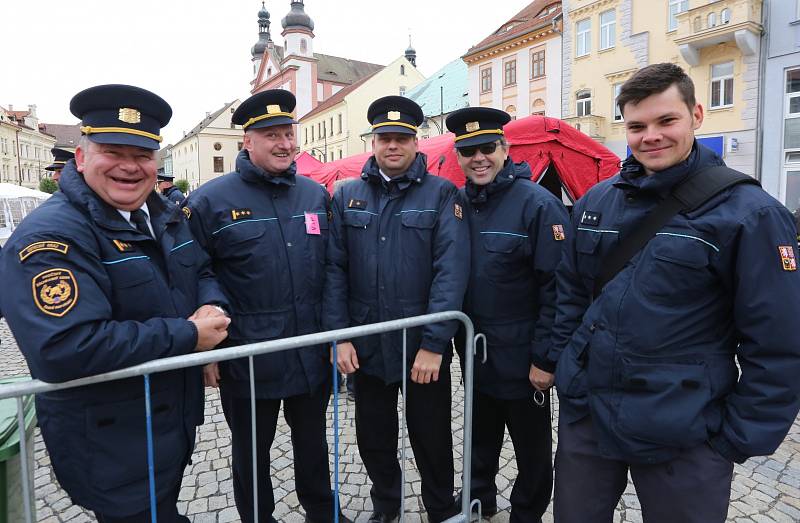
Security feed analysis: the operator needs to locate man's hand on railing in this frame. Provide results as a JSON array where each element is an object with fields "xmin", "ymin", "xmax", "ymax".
[
  {"xmin": 190, "ymin": 304, "xmax": 228, "ymax": 319},
  {"xmin": 203, "ymin": 363, "xmax": 221, "ymax": 388},
  {"xmin": 331, "ymin": 341, "xmax": 360, "ymax": 374},
  {"xmin": 411, "ymin": 348, "xmax": 442, "ymax": 384},
  {"xmin": 191, "ymin": 316, "xmax": 231, "ymax": 351}
]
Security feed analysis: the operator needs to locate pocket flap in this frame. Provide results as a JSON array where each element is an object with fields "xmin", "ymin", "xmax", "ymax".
[
  {"xmin": 576, "ymin": 230, "xmax": 602, "ymax": 254},
  {"xmin": 482, "ymin": 233, "xmax": 525, "ymax": 254},
  {"xmin": 650, "ymin": 238, "xmax": 710, "ymax": 268},
  {"xmin": 400, "ymin": 210, "xmax": 437, "ymax": 229},
  {"xmin": 343, "ymin": 211, "xmax": 372, "ymax": 228}
]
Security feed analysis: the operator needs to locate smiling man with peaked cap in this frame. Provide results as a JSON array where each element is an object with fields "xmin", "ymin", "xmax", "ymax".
[
  {"xmin": 323, "ymin": 95, "xmax": 469, "ymax": 523},
  {"xmin": 0, "ymin": 83, "xmax": 231, "ymax": 522},
  {"xmin": 184, "ymin": 88, "xmax": 349, "ymax": 523},
  {"xmin": 447, "ymin": 106, "xmax": 568, "ymax": 522}
]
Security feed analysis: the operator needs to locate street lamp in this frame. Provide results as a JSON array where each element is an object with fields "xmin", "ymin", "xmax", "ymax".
[{"xmin": 310, "ymin": 147, "xmax": 327, "ymax": 162}]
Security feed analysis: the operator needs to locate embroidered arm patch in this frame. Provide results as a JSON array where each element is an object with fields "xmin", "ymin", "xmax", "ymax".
[
  {"xmin": 18, "ymin": 241, "xmax": 69, "ymax": 262},
  {"xmin": 32, "ymin": 268, "xmax": 79, "ymax": 317}
]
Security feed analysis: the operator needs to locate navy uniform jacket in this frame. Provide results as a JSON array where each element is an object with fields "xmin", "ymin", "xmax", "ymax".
[
  {"xmin": 458, "ymin": 160, "xmax": 568, "ymax": 399},
  {"xmin": 323, "ymin": 153, "xmax": 470, "ymax": 384},
  {"xmin": 185, "ymin": 151, "xmax": 331, "ymax": 399},
  {"xmin": 551, "ymin": 143, "xmax": 800, "ymax": 465},
  {"xmin": 162, "ymin": 185, "xmax": 186, "ymax": 205},
  {"xmin": 0, "ymin": 161, "xmax": 227, "ymax": 516}
]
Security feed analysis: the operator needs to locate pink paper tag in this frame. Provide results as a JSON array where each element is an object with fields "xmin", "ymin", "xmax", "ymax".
[{"xmin": 305, "ymin": 212, "xmax": 321, "ymax": 235}]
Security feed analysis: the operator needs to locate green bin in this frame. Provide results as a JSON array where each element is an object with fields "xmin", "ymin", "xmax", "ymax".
[{"xmin": 0, "ymin": 377, "xmax": 37, "ymax": 523}]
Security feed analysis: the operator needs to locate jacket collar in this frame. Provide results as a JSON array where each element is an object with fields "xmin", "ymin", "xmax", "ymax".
[
  {"xmin": 613, "ymin": 140, "xmax": 723, "ymax": 197},
  {"xmin": 236, "ymin": 150, "xmax": 297, "ymax": 187},
  {"xmin": 361, "ymin": 152, "xmax": 428, "ymax": 191},
  {"xmin": 58, "ymin": 159, "xmax": 181, "ymax": 238},
  {"xmin": 465, "ymin": 159, "xmax": 531, "ymax": 204}
]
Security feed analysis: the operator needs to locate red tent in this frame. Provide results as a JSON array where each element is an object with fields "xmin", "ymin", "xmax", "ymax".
[
  {"xmin": 304, "ymin": 114, "xmax": 621, "ymax": 202},
  {"xmin": 295, "ymin": 151, "xmax": 323, "ymax": 176}
]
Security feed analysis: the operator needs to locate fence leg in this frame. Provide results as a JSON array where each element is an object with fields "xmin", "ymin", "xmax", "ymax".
[
  {"xmin": 249, "ymin": 356, "xmax": 259, "ymax": 523},
  {"xmin": 333, "ymin": 341, "xmax": 340, "ymax": 523},
  {"xmin": 400, "ymin": 328, "xmax": 407, "ymax": 522},
  {"xmin": 143, "ymin": 374, "xmax": 157, "ymax": 523},
  {"xmin": 16, "ymin": 396, "xmax": 33, "ymax": 523}
]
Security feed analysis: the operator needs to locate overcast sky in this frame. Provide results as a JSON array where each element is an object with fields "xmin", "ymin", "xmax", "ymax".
[{"xmin": 3, "ymin": 0, "xmax": 535, "ymax": 145}]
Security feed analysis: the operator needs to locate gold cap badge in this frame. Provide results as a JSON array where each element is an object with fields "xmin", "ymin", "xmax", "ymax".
[
  {"xmin": 118, "ymin": 108, "xmax": 141, "ymax": 124},
  {"xmin": 267, "ymin": 104, "xmax": 282, "ymax": 115},
  {"xmin": 465, "ymin": 121, "xmax": 480, "ymax": 133},
  {"xmin": 387, "ymin": 111, "xmax": 401, "ymax": 121}
]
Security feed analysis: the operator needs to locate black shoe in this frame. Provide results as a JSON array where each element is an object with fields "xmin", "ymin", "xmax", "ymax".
[
  {"xmin": 367, "ymin": 511, "xmax": 399, "ymax": 523},
  {"xmin": 454, "ymin": 493, "xmax": 498, "ymax": 518}
]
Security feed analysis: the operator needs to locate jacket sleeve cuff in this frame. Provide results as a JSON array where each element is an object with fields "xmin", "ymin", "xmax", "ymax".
[
  {"xmin": 530, "ymin": 341, "xmax": 557, "ymax": 373},
  {"xmin": 421, "ymin": 336, "xmax": 449, "ymax": 354},
  {"xmin": 177, "ymin": 318, "xmax": 199, "ymax": 355},
  {"xmin": 709, "ymin": 433, "xmax": 748, "ymax": 464}
]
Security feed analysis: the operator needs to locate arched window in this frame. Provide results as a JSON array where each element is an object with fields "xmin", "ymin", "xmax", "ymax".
[
  {"xmin": 400, "ymin": 65, "xmax": 406, "ymax": 76},
  {"xmin": 300, "ymin": 39, "xmax": 307, "ymax": 53},
  {"xmin": 708, "ymin": 12, "xmax": 717, "ymax": 28},
  {"xmin": 721, "ymin": 8, "xmax": 731, "ymax": 24},
  {"xmin": 505, "ymin": 105, "xmax": 517, "ymax": 120}
]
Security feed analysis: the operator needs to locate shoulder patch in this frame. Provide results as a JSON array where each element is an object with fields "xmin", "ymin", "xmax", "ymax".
[
  {"xmin": 779, "ymin": 245, "xmax": 797, "ymax": 271},
  {"xmin": 182, "ymin": 206, "xmax": 192, "ymax": 219},
  {"xmin": 454, "ymin": 203, "xmax": 463, "ymax": 220},
  {"xmin": 32, "ymin": 268, "xmax": 78, "ymax": 317},
  {"xmin": 18, "ymin": 241, "xmax": 69, "ymax": 262},
  {"xmin": 231, "ymin": 208, "xmax": 252, "ymax": 221},
  {"xmin": 552, "ymin": 224, "xmax": 565, "ymax": 241}
]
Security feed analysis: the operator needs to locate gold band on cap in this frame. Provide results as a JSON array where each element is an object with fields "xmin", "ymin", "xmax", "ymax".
[
  {"xmin": 371, "ymin": 121, "xmax": 418, "ymax": 132},
  {"xmin": 80, "ymin": 126, "xmax": 163, "ymax": 143},
  {"xmin": 453, "ymin": 129, "xmax": 504, "ymax": 142},
  {"xmin": 52, "ymin": 161, "xmax": 66, "ymax": 165},
  {"xmin": 242, "ymin": 112, "xmax": 294, "ymax": 129}
]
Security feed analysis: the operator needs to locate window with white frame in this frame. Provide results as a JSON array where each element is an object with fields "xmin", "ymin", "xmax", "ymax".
[
  {"xmin": 600, "ymin": 9, "xmax": 616, "ymax": 50},
  {"xmin": 612, "ymin": 83, "xmax": 623, "ymax": 122},
  {"xmin": 576, "ymin": 90, "xmax": 592, "ymax": 117},
  {"xmin": 576, "ymin": 19, "xmax": 591, "ymax": 57},
  {"xmin": 480, "ymin": 67, "xmax": 492, "ymax": 93},
  {"xmin": 721, "ymin": 8, "xmax": 731, "ymax": 24},
  {"xmin": 531, "ymin": 49, "xmax": 546, "ymax": 78},
  {"xmin": 710, "ymin": 61, "xmax": 734, "ymax": 109},
  {"xmin": 786, "ymin": 69, "xmax": 800, "ymax": 118},
  {"xmin": 504, "ymin": 60, "xmax": 517, "ymax": 86},
  {"xmin": 668, "ymin": 0, "xmax": 688, "ymax": 31}
]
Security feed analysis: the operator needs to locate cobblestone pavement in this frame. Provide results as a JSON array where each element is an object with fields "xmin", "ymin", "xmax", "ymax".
[{"xmin": 2, "ymin": 318, "xmax": 799, "ymax": 522}]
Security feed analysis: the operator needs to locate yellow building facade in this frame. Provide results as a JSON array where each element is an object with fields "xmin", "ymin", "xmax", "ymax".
[{"xmin": 562, "ymin": 0, "xmax": 762, "ymax": 175}]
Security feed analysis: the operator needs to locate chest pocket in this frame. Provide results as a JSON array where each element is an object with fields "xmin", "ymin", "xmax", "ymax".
[
  {"xmin": 637, "ymin": 235, "xmax": 714, "ymax": 302},
  {"xmin": 481, "ymin": 233, "xmax": 527, "ymax": 280},
  {"xmin": 103, "ymin": 257, "xmax": 159, "ymax": 321},
  {"xmin": 575, "ymin": 230, "xmax": 604, "ymax": 280},
  {"xmin": 215, "ymin": 222, "xmax": 268, "ymax": 257},
  {"xmin": 400, "ymin": 211, "xmax": 437, "ymax": 259}
]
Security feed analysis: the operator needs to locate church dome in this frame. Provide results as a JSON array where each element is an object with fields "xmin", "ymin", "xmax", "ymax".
[{"xmin": 281, "ymin": 1, "xmax": 314, "ymax": 32}]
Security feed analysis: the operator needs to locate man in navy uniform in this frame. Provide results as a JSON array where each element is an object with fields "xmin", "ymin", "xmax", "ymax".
[
  {"xmin": 45, "ymin": 147, "xmax": 75, "ymax": 183},
  {"xmin": 0, "ymin": 84, "xmax": 231, "ymax": 523},
  {"xmin": 324, "ymin": 95, "xmax": 469, "ymax": 523},
  {"xmin": 551, "ymin": 63, "xmax": 800, "ymax": 522},
  {"xmin": 184, "ymin": 89, "xmax": 348, "ymax": 523},
  {"xmin": 447, "ymin": 107, "xmax": 567, "ymax": 522},
  {"xmin": 157, "ymin": 169, "xmax": 185, "ymax": 204}
]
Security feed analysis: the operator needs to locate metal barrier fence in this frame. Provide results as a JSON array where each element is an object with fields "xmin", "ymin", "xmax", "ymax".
[{"xmin": 0, "ymin": 311, "xmax": 483, "ymax": 523}]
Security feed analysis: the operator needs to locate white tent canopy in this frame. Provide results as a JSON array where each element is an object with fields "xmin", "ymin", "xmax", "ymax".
[{"xmin": 0, "ymin": 183, "xmax": 52, "ymax": 244}]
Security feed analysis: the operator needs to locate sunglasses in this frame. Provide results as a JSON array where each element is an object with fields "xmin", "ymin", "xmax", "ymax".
[{"xmin": 456, "ymin": 142, "xmax": 499, "ymax": 157}]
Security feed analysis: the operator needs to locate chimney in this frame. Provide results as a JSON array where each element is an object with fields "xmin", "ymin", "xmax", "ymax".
[{"xmin": 8, "ymin": 104, "xmax": 12, "ymax": 111}]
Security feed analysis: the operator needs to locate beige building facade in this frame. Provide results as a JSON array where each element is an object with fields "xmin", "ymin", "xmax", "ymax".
[
  {"xmin": 299, "ymin": 56, "xmax": 424, "ymax": 159},
  {"xmin": 464, "ymin": 1, "xmax": 564, "ymax": 119},
  {"xmin": 0, "ymin": 105, "xmax": 56, "ymax": 188},
  {"xmin": 171, "ymin": 100, "xmax": 243, "ymax": 190},
  {"xmin": 562, "ymin": 0, "xmax": 762, "ymax": 175}
]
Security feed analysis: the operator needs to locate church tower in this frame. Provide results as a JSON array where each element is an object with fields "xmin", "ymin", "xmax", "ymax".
[
  {"xmin": 281, "ymin": 1, "xmax": 317, "ymax": 118},
  {"xmin": 251, "ymin": 2, "xmax": 272, "ymax": 77}
]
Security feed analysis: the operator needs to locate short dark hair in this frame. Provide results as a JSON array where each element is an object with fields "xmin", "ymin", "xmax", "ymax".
[{"xmin": 617, "ymin": 63, "xmax": 696, "ymax": 117}]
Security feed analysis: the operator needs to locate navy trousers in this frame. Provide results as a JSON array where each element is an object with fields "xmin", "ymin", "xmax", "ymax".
[{"xmin": 553, "ymin": 414, "xmax": 734, "ymax": 523}]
